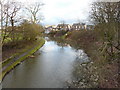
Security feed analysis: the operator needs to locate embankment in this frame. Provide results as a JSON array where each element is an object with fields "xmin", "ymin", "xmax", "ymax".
[
  {"xmin": 1, "ymin": 38, "xmax": 45, "ymax": 81},
  {"xmin": 48, "ymin": 30, "xmax": 119, "ymax": 88}
]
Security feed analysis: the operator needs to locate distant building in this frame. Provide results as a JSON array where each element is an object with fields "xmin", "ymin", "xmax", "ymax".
[
  {"xmin": 44, "ymin": 25, "xmax": 58, "ymax": 33},
  {"xmin": 45, "ymin": 25, "xmax": 53, "ymax": 30},
  {"xmin": 44, "ymin": 23, "xmax": 94, "ymax": 33},
  {"xmin": 44, "ymin": 25, "xmax": 52, "ymax": 34},
  {"xmin": 71, "ymin": 23, "xmax": 86, "ymax": 30},
  {"xmin": 57, "ymin": 24, "xmax": 71, "ymax": 31},
  {"xmin": 51, "ymin": 25, "xmax": 58, "ymax": 31}
]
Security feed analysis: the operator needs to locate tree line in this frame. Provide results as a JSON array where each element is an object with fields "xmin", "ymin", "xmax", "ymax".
[
  {"xmin": 91, "ymin": 1, "xmax": 120, "ymax": 60},
  {"xmin": 0, "ymin": 0, "xmax": 44, "ymax": 45}
]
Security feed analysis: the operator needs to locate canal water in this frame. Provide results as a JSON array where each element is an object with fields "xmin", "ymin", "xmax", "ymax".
[{"xmin": 2, "ymin": 37, "xmax": 89, "ymax": 88}]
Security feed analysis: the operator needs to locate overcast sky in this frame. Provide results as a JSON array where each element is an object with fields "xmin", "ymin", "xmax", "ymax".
[
  {"xmin": 41, "ymin": 0, "xmax": 96, "ymax": 25},
  {"xmin": 15, "ymin": 0, "xmax": 119, "ymax": 25}
]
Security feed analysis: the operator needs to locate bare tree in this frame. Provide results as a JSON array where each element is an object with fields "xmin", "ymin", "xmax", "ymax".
[
  {"xmin": 1, "ymin": 0, "xmax": 21, "ymax": 44},
  {"xmin": 91, "ymin": 1, "xmax": 120, "ymax": 59},
  {"xmin": 0, "ymin": 0, "xmax": 9, "ymax": 44},
  {"xmin": 91, "ymin": 2, "xmax": 119, "ymax": 24},
  {"xmin": 26, "ymin": 2, "xmax": 44, "ymax": 24},
  {"xmin": 0, "ymin": 0, "xmax": 4, "ymax": 30}
]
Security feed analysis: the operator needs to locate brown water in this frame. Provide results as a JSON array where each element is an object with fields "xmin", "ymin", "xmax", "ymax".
[{"xmin": 2, "ymin": 37, "xmax": 89, "ymax": 88}]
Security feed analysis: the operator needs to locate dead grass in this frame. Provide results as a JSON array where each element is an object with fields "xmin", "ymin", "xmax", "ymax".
[{"xmin": 65, "ymin": 30, "xmax": 119, "ymax": 88}]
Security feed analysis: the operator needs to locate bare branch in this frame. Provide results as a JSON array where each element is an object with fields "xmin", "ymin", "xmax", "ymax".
[{"xmin": 26, "ymin": 2, "xmax": 44, "ymax": 24}]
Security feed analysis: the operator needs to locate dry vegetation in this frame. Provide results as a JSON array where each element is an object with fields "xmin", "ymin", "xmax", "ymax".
[{"xmin": 49, "ymin": 29, "xmax": 119, "ymax": 88}]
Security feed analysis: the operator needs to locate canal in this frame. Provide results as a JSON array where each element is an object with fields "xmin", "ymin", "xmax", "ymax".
[{"xmin": 2, "ymin": 37, "xmax": 89, "ymax": 88}]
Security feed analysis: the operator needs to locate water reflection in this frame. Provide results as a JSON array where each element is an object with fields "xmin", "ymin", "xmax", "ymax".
[
  {"xmin": 75, "ymin": 50, "xmax": 89, "ymax": 63},
  {"xmin": 2, "ymin": 37, "xmax": 90, "ymax": 88}
]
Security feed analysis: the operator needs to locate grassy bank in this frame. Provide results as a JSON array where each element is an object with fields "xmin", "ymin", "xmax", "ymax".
[{"xmin": 1, "ymin": 38, "xmax": 45, "ymax": 80}]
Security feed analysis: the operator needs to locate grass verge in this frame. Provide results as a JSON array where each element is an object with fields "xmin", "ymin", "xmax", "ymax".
[{"xmin": 1, "ymin": 38, "xmax": 45, "ymax": 81}]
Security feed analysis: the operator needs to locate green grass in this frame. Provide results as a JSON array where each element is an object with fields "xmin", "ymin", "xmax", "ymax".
[
  {"xmin": 2, "ymin": 38, "xmax": 43, "ymax": 65},
  {"xmin": 1, "ymin": 38, "xmax": 45, "ymax": 81}
]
